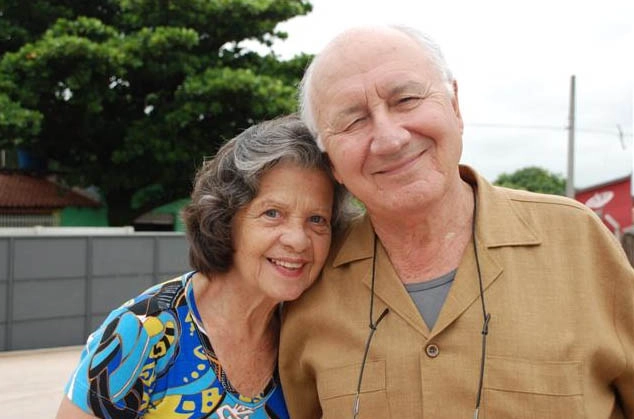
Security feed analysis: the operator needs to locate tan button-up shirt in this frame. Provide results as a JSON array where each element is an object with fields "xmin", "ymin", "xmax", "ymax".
[{"xmin": 280, "ymin": 166, "xmax": 634, "ymax": 419}]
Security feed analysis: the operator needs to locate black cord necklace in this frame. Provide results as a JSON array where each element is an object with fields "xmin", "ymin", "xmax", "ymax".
[
  {"xmin": 353, "ymin": 235, "xmax": 389, "ymax": 418},
  {"xmin": 353, "ymin": 186, "xmax": 491, "ymax": 419},
  {"xmin": 472, "ymin": 186, "xmax": 491, "ymax": 419}
]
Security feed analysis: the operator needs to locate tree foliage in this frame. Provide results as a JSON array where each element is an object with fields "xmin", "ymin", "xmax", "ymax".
[
  {"xmin": 0, "ymin": 0, "xmax": 312, "ymax": 225},
  {"xmin": 494, "ymin": 166, "xmax": 566, "ymax": 196}
]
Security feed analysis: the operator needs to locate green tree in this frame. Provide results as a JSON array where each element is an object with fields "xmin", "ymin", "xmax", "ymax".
[
  {"xmin": 0, "ymin": 0, "xmax": 120, "ymax": 54},
  {"xmin": 494, "ymin": 166, "xmax": 566, "ymax": 195},
  {"xmin": 0, "ymin": 0, "xmax": 312, "ymax": 225}
]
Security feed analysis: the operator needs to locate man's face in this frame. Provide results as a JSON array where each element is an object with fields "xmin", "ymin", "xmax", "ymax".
[{"xmin": 312, "ymin": 28, "xmax": 464, "ymax": 216}]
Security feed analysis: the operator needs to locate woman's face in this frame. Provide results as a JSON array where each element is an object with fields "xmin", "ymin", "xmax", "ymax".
[{"xmin": 230, "ymin": 161, "xmax": 334, "ymax": 302}]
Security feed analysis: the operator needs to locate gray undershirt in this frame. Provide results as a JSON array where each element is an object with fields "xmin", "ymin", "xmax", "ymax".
[{"xmin": 405, "ymin": 270, "xmax": 457, "ymax": 330}]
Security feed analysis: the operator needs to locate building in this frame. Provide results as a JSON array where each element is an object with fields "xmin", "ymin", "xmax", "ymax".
[
  {"xmin": 575, "ymin": 175, "xmax": 632, "ymax": 237},
  {"xmin": 0, "ymin": 170, "xmax": 107, "ymax": 227},
  {"xmin": 133, "ymin": 198, "xmax": 190, "ymax": 232}
]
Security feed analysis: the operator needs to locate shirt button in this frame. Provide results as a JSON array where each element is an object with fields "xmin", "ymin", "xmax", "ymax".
[{"xmin": 425, "ymin": 343, "xmax": 440, "ymax": 358}]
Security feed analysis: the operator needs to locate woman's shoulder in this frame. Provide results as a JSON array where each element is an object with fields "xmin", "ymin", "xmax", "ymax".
[
  {"xmin": 63, "ymin": 273, "xmax": 195, "ymax": 416},
  {"xmin": 118, "ymin": 274, "xmax": 189, "ymax": 317}
]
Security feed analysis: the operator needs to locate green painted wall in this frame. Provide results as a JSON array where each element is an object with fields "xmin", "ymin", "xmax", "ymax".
[
  {"xmin": 59, "ymin": 199, "xmax": 190, "ymax": 230},
  {"xmin": 60, "ymin": 206, "xmax": 109, "ymax": 226}
]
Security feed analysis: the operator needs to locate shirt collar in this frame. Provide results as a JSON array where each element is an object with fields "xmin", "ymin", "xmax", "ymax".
[{"xmin": 331, "ymin": 165, "xmax": 541, "ymax": 268}]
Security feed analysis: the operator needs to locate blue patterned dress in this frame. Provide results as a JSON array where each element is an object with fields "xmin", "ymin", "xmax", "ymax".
[{"xmin": 64, "ymin": 272, "xmax": 289, "ymax": 418}]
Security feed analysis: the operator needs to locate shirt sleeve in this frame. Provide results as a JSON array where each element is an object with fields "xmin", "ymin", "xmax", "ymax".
[
  {"xmin": 609, "ymin": 233, "xmax": 634, "ymax": 416},
  {"xmin": 64, "ymin": 301, "xmax": 169, "ymax": 418}
]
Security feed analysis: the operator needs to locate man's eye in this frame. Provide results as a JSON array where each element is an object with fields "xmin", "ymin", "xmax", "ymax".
[
  {"xmin": 398, "ymin": 96, "xmax": 420, "ymax": 105},
  {"xmin": 344, "ymin": 117, "xmax": 366, "ymax": 131}
]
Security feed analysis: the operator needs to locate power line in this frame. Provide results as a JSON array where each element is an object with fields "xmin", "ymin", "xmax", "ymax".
[
  {"xmin": 467, "ymin": 122, "xmax": 633, "ymax": 138},
  {"xmin": 468, "ymin": 122, "xmax": 564, "ymax": 131}
]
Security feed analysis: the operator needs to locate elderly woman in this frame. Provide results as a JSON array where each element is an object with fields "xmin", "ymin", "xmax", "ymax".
[{"xmin": 56, "ymin": 115, "xmax": 356, "ymax": 418}]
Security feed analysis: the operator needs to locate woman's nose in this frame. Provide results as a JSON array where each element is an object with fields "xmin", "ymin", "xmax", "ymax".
[{"xmin": 280, "ymin": 222, "xmax": 310, "ymax": 252}]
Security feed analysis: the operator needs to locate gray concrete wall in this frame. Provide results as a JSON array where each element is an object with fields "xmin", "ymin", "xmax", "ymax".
[{"xmin": 0, "ymin": 233, "xmax": 189, "ymax": 351}]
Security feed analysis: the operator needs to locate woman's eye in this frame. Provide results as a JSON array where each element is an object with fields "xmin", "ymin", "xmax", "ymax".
[
  {"xmin": 263, "ymin": 209, "xmax": 280, "ymax": 218},
  {"xmin": 309, "ymin": 215, "xmax": 328, "ymax": 225}
]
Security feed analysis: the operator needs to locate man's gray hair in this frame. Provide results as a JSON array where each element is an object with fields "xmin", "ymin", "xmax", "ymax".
[{"xmin": 299, "ymin": 25, "xmax": 455, "ymax": 150}]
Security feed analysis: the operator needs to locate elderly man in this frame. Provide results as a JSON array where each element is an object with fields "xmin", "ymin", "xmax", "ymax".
[{"xmin": 279, "ymin": 25, "xmax": 634, "ymax": 418}]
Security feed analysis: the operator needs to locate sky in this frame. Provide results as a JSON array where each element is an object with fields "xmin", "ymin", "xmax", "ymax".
[{"xmin": 264, "ymin": 0, "xmax": 633, "ymax": 191}]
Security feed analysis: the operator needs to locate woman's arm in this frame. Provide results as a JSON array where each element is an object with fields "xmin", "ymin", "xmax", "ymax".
[{"xmin": 56, "ymin": 397, "xmax": 100, "ymax": 419}]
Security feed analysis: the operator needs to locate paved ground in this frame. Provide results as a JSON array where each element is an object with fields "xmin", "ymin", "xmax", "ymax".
[{"xmin": 0, "ymin": 345, "xmax": 83, "ymax": 418}]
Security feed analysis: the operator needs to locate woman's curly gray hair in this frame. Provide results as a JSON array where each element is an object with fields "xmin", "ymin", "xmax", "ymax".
[{"xmin": 182, "ymin": 114, "xmax": 360, "ymax": 275}]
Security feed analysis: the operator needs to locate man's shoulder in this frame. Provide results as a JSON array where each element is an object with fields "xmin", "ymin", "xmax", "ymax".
[
  {"xmin": 464, "ymin": 165, "xmax": 593, "ymax": 222},
  {"xmin": 497, "ymin": 186, "xmax": 584, "ymax": 209},
  {"xmin": 487, "ymin": 185, "xmax": 620, "ymax": 251},
  {"xmin": 491, "ymin": 185, "xmax": 593, "ymax": 221}
]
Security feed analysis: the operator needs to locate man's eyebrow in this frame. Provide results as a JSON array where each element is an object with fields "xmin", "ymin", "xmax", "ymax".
[
  {"xmin": 387, "ymin": 80, "xmax": 428, "ymax": 96},
  {"xmin": 329, "ymin": 104, "xmax": 365, "ymax": 127}
]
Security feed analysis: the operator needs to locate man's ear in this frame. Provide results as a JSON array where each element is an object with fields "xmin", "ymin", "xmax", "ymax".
[
  {"xmin": 332, "ymin": 165, "xmax": 343, "ymax": 184},
  {"xmin": 325, "ymin": 153, "xmax": 344, "ymax": 184},
  {"xmin": 451, "ymin": 80, "xmax": 464, "ymax": 134}
]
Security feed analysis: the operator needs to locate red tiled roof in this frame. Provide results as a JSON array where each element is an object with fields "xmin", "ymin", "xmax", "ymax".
[{"xmin": 0, "ymin": 172, "xmax": 101, "ymax": 209}]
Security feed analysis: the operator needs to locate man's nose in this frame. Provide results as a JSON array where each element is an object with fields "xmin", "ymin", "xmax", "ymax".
[{"xmin": 370, "ymin": 113, "xmax": 409, "ymax": 155}]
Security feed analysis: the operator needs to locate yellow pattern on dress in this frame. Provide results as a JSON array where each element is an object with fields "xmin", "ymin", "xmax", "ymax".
[{"xmin": 143, "ymin": 387, "xmax": 223, "ymax": 418}]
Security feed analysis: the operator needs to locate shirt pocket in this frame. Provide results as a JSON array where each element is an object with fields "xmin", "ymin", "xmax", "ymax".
[
  {"xmin": 316, "ymin": 359, "xmax": 390, "ymax": 419},
  {"xmin": 482, "ymin": 356, "xmax": 584, "ymax": 419}
]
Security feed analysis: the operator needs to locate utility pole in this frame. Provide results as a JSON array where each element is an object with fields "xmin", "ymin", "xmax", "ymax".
[{"xmin": 566, "ymin": 75, "xmax": 576, "ymax": 198}]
